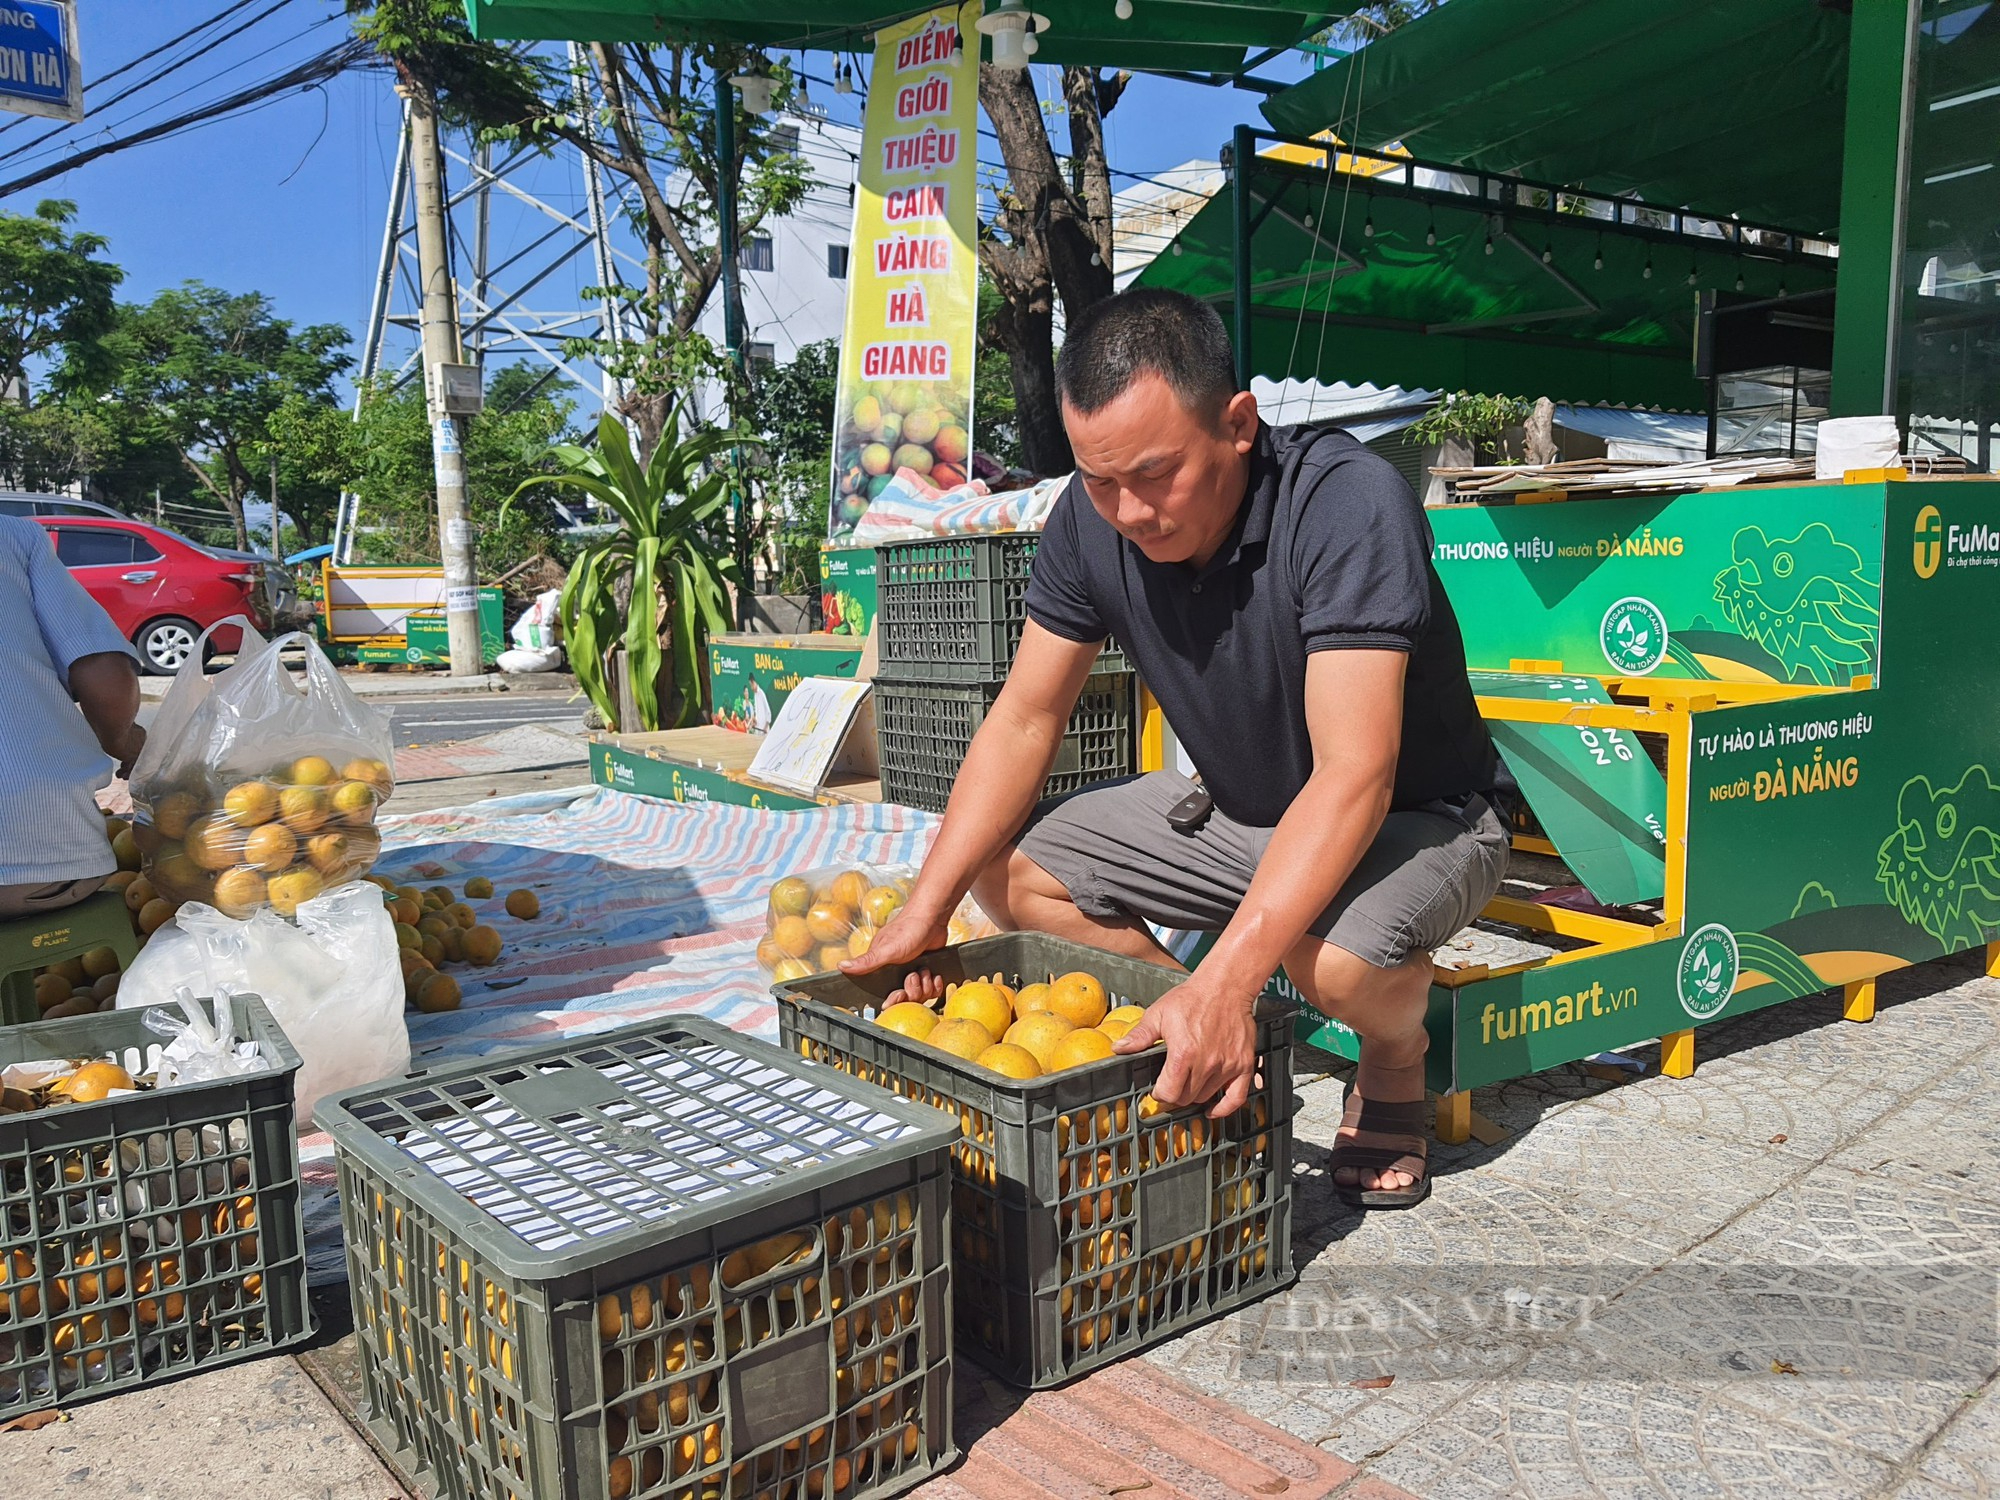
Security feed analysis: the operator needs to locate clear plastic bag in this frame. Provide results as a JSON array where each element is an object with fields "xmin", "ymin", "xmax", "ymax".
[
  {"xmin": 117, "ymin": 878, "xmax": 410, "ymax": 1128},
  {"xmin": 755, "ymin": 863, "xmax": 995, "ymax": 979},
  {"xmin": 142, "ymin": 986, "xmax": 271, "ymax": 1086},
  {"xmin": 127, "ymin": 619, "xmax": 396, "ymax": 918}
]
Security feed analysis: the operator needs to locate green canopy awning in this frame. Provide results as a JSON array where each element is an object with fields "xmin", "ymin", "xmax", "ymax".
[
  {"xmin": 465, "ymin": 0, "xmax": 1339, "ymax": 74},
  {"xmin": 1261, "ymin": 0, "xmax": 1852, "ymax": 236},
  {"xmin": 1133, "ymin": 146, "xmax": 1838, "ymax": 410}
]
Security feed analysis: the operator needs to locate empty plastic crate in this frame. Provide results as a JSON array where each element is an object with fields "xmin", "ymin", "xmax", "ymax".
[
  {"xmin": 873, "ymin": 671, "xmax": 1135, "ymax": 816},
  {"xmin": 0, "ymin": 994, "xmax": 311, "ymax": 1416},
  {"xmin": 775, "ymin": 934, "xmax": 1295, "ymax": 1389},
  {"xmin": 321, "ymin": 1016, "xmax": 960, "ymax": 1500},
  {"xmin": 874, "ymin": 535, "xmax": 1125, "ymax": 682}
]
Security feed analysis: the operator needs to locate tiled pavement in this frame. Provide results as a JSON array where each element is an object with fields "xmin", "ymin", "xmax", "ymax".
[{"xmin": 1149, "ymin": 951, "xmax": 2000, "ymax": 1499}]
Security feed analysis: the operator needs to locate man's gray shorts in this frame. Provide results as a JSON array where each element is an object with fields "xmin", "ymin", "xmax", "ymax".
[{"xmin": 1015, "ymin": 771, "xmax": 1510, "ymax": 968}]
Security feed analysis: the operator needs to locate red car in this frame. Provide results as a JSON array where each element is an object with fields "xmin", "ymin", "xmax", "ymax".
[{"xmin": 35, "ymin": 516, "xmax": 275, "ymax": 674}]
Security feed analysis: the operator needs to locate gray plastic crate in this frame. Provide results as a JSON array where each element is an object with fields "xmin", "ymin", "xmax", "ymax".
[
  {"xmin": 0, "ymin": 994, "xmax": 311, "ymax": 1417},
  {"xmin": 874, "ymin": 535, "xmax": 1127, "ymax": 682},
  {"xmin": 320, "ymin": 1017, "xmax": 960, "ymax": 1500},
  {"xmin": 774, "ymin": 934, "xmax": 1295, "ymax": 1389},
  {"xmin": 873, "ymin": 671, "xmax": 1135, "ymax": 816}
]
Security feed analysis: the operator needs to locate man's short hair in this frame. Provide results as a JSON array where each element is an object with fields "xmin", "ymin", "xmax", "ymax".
[{"xmin": 1056, "ymin": 288, "xmax": 1238, "ymax": 419}]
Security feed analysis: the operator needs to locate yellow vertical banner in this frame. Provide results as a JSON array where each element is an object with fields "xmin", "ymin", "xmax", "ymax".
[{"xmin": 828, "ymin": 2, "xmax": 981, "ymax": 539}]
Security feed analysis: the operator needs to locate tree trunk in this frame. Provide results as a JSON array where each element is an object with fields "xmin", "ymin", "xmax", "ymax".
[{"xmin": 990, "ymin": 274, "xmax": 1068, "ymax": 474}]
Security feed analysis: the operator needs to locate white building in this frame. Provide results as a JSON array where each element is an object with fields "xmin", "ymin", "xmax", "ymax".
[
  {"xmin": 1111, "ymin": 159, "xmax": 1224, "ymax": 291},
  {"xmin": 688, "ymin": 108, "xmax": 862, "ymax": 418}
]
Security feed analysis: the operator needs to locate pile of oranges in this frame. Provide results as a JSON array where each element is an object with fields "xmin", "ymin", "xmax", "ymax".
[
  {"xmin": 872, "ymin": 971, "xmax": 1147, "ymax": 1081},
  {"xmin": 756, "ymin": 870, "xmax": 912, "ymax": 983},
  {"xmin": 132, "ymin": 755, "xmax": 393, "ymax": 922},
  {"xmin": 371, "ymin": 873, "xmax": 542, "ymax": 1015}
]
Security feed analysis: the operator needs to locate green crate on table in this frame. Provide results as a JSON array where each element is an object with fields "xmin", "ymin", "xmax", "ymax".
[
  {"xmin": 320, "ymin": 1016, "xmax": 960, "ymax": 1500},
  {"xmin": 874, "ymin": 535, "xmax": 1126, "ymax": 682},
  {"xmin": 873, "ymin": 671, "xmax": 1134, "ymax": 816},
  {"xmin": 0, "ymin": 994, "xmax": 311, "ymax": 1416},
  {"xmin": 774, "ymin": 934, "xmax": 1295, "ymax": 1390}
]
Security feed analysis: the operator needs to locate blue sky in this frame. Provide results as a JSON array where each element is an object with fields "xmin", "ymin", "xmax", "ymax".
[{"xmin": 31, "ymin": 1, "xmax": 1302, "ymax": 375}]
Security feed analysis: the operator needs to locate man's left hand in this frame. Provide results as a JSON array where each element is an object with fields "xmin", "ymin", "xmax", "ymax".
[{"xmin": 1111, "ymin": 973, "xmax": 1258, "ymax": 1119}]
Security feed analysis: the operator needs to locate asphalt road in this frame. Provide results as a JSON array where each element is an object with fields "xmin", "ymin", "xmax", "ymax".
[{"xmin": 136, "ymin": 692, "xmax": 590, "ymax": 749}]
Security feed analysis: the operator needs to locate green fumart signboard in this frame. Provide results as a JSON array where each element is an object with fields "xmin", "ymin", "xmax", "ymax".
[
  {"xmin": 820, "ymin": 547, "xmax": 878, "ymax": 637},
  {"xmin": 706, "ymin": 633, "xmax": 864, "ymax": 733},
  {"xmin": 1433, "ymin": 486, "xmax": 1884, "ymax": 686},
  {"xmin": 1388, "ymin": 481, "xmax": 2000, "ymax": 1095}
]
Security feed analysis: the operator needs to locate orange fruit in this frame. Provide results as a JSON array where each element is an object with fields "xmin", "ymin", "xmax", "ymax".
[
  {"xmin": 439, "ymin": 926, "xmax": 467, "ymax": 963},
  {"xmin": 413, "ymin": 970, "xmax": 462, "ymax": 1013},
  {"xmin": 152, "ymin": 853, "xmax": 206, "ymax": 902},
  {"xmin": 137, "ymin": 898, "xmax": 176, "ymax": 935},
  {"xmin": 876, "ymin": 1002, "xmax": 938, "ymax": 1040},
  {"xmin": 306, "ymin": 831, "xmax": 354, "ymax": 876},
  {"xmin": 942, "ymin": 982, "xmax": 1012, "ymax": 1041},
  {"xmin": 79, "ymin": 947, "xmax": 120, "ymax": 981},
  {"xmin": 330, "ymin": 781, "xmax": 378, "ymax": 824},
  {"xmin": 504, "ymin": 889, "xmax": 540, "ymax": 920},
  {"xmin": 926, "ymin": 1017, "xmax": 992, "ymax": 1061},
  {"xmin": 769, "ymin": 876, "xmax": 813, "ymax": 918},
  {"xmin": 464, "ymin": 926, "xmax": 503, "ymax": 966},
  {"xmin": 1099, "ymin": 1004, "xmax": 1147, "ymax": 1042},
  {"xmin": 1004, "ymin": 1012, "xmax": 1076, "ymax": 1070},
  {"xmin": 818, "ymin": 944, "xmax": 851, "ymax": 973},
  {"xmin": 395, "ymin": 924, "xmax": 422, "ymax": 953},
  {"xmin": 242, "ymin": 823, "xmax": 298, "ymax": 873},
  {"xmin": 34, "ymin": 973, "xmax": 68, "ymax": 1011},
  {"xmin": 288, "ymin": 756, "xmax": 337, "ymax": 786},
  {"xmin": 1049, "ymin": 1028, "xmax": 1116, "ymax": 1071},
  {"xmin": 419, "ymin": 915, "xmax": 451, "ymax": 940},
  {"xmin": 184, "ymin": 815, "xmax": 242, "ymax": 872},
  {"xmin": 222, "ymin": 781, "xmax": 279, "ymax": 828},
  {"xmin": 770, "ymin": 957, "xmax": 814, "ymax": 983},
  {"xmin": 861, "ymin": 885, "xmax": 905, "ymax": 927},
  {"xmin": 102, "ymin": 870, "xmax": 138, "ymax": 896},
  {"xmin": 55, "ymin": 1061, "xmax": 135, "ymax": 1103},
  {"xmin": 110, "ymin": 828, "xmax": 141, "ymax": 872},
  {"xmin": 823, "ymin": 870, "xmax": 870, "ymax": 911},
  {"xmin": 390, "ymin": 896, "xmax": 421, "ymax": 926},
  {"xmin": 755, "ymin": 936, "xmax": 786, "ymax": 971},
  {"xmin": 848, "ymin": 925, "xmax": 876, "ymax": 959},
  {"xmin": 153, "ymin": 791, "xmax": 199, "ymax": 840},
  {"xmin": 341, "ymin": 757, "xmax": 392, "ymax": 792},
  {"xmin": 265, "ymin": 870, "xmax": 324, "ymax": 917},
  {"xmin": 1013, "ymin": 983, "xmax": 1052, "ymax": 1018},
  {"xmin": 805, "ymin": 902, "xmax": 853, "ymax": 944},
  {"xmin": 464, "ymin": 876, "xmax": 494, "ymax": 900},
  {"xmin": 418, "ymin": 932, "xmax": 444, "ymax": 964},
  {"xmin": 772, "ymin": 915, "xmax": 814, "ymax": 959},
  {"xmin": 1046, "ymin": 972, "xmax": 1110, "ymax": 1029},
  {"xmin": 445, "ymin": 902, "xmax": 477, "ymax": 930},
  {"xmin": 122, "ymin": 875, "xmax": 156, "ymax": 913},
  {"xmin": 277, "ymin": 784, "xmax": 331, "ymax": 834},
  {"xmin": 212, "ymin": 867, "xmax": 267, "ymax": 917},
  {"xmin": 976, "ymin": 1042, "xmax": 1043, "ymax": 1080}
]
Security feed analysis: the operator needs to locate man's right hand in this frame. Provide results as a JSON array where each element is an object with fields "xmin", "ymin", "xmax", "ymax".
[{"xmin": 839, "ymin": 901, "xmax": 952, "ymax": 1004}]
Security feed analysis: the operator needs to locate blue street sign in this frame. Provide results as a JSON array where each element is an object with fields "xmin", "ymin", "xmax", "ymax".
[{"xmin": 0, "ymin": 1, "xmax": 77, "ymax": 123}]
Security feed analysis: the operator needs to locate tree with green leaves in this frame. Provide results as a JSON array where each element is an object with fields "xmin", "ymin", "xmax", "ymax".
[
  {"xmin": 104, "ymin": 286, "xmax": 353, "ymax": 551},
  {"xmin": 0, "ymin": 198, "xmax": 124, "ymax": 492}
]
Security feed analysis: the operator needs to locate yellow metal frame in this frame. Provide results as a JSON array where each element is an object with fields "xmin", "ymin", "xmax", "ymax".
[{"xmin": 320, "ymin": 559, "xmax": 455, "ymax": 645}]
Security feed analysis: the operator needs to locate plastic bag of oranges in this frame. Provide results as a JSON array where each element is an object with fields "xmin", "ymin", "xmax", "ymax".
[
  {"xmin": 755, "ymin": 865, "xmax": 996, "ymax": 982},
  {"xmin": 127, "ymin": 619, "xmax": 396, "ymax": 921}
]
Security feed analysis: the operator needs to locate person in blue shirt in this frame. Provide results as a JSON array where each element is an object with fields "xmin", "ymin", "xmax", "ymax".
[{"xmin": 0, "ymin": 516, "xmax": 148, "ymax": 919}]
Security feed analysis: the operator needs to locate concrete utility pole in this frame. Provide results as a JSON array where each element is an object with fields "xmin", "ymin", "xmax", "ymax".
[{"xmin": 400, "ymin": 80, "xmax": 482, "ymax": 678}]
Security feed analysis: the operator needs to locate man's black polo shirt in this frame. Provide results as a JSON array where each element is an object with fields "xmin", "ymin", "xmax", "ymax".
[{"xmin": 1023, "ymin": 421, "xmax": 1496, "ymax": 829}]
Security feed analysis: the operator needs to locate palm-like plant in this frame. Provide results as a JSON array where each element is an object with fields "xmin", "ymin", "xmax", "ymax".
[{"xmin": 506, "ymin": 408, "xmax": 740, "ymax": 730}]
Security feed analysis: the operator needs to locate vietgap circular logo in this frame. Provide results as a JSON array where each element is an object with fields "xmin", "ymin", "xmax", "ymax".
[
  {"xmin": 1600, "ymin": 596, "xmax": 1669, "ymax": 674},
  {"xmin": 1676, "ymin": 923, "xmax": 1739, "ymax": 1021}
]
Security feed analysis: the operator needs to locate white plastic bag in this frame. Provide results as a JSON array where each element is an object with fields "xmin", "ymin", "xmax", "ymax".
[
  {"xmin": 496, "ymin": 644, "xmax": 564, "ymax": 674},
  {"xmin": 127, "ymin": 619, "xmax": 396, "ymax": 916},
  {"xmin": 510, "ymin": 588, "xmax": 563, "ymax": 651},
  {"xmin": 118, "ymin": 879, "xmax": 410, "ymax": 1127}
]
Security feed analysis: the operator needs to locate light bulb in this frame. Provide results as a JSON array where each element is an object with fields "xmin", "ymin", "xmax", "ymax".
[
  {"xmin": 1687, "ymin": 267, "xmax": 1698, "ymax": 286},
  {"xmin": 1023, "ymin": 27, "xmax": 1038, "ymax": 54},
  {"xmin": 950, "ymin": 39, "xmax": 963, "ymax": 66},
  {"xmin": 1642, "ymin": 260, "xmax": 1653, "ymax": 279},
  {"xmin": 1363, "ymin": 212, "xmax": 1374, "ymax": 238},
  {"xmin": 1735, "ymin": 271, "xmax": 1746, "ymax": 292},
  {"xmin": 1483, "ymin": 235, "xmax": 1494, "ymax": 255},
  {"xmin": 1091, "ymin": 251, "xmax": 1101, "ymax": 266},
  {"xmin": 1594, "ymin": 252, "xmax": 1603, "ymax": 270},
  {"xmin": 1172, "ymin": 243, "xmax": 1182, "ymax": 256},
  {"xmin": 1424, "ymin": 221, "xmax": 1436, "ymax": 246},
  {"xmin": 1115, "ymin": 0, "xmax": 1133, "ymax": 17},
  {"xmin": 1541, "ymin": 244, "xmax": 1552, "ymax": 264},
  {"xmin": 1302, "ymin": 211, "xmax": 1313, "ymax": 228}
]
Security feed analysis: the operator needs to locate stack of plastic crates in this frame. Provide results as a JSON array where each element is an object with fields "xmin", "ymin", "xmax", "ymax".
[
  {"xmin": 321, "ymin": 1016, "xmax": 960, "ymax": 1500},
  {"xmin": 872, "ymin": 534, "xmax": 1135, "ymax": 814},
  {"xmin": 0, "ymin": 994, "xmax": 311, "ymax": 1417},
  {"xmin": 775, "ymin": 934, "xmax": 1295, "ymax": 1389}
]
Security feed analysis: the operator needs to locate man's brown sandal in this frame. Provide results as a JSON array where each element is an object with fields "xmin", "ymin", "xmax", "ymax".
[{"xmin": 1330, "ymin": 1094, "xmax": 1431, "ymax": 1209}]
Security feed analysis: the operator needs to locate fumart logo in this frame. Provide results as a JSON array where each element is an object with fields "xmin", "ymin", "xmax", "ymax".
[
  {"xmin": 1675, "ymin": 923, "xmax": 1739, "ymax": 1021},
  {"xmin": 1913, "ymin": 504, "xmax": 1942, "ymax": 579},
  {"xmin": 1600, "ymin": 596, "xmax": 1668, "ymax": 675}
]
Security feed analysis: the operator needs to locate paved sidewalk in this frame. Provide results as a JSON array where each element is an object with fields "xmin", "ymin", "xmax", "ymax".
[{"xmin": 1151, "ymin": 952, "xmax": 2000, "ymax": 1498}]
